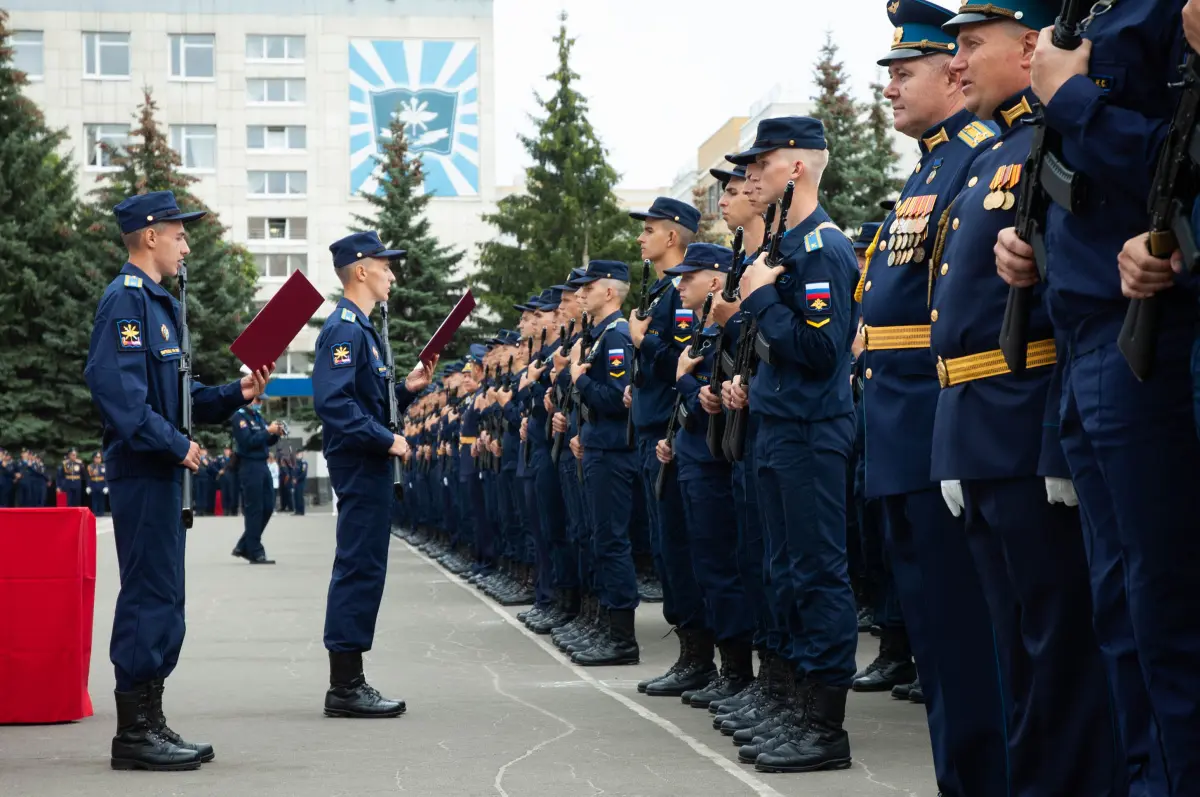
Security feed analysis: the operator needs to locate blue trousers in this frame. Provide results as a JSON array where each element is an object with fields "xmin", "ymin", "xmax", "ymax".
[
  {"xmin": 582, "ymin": 447, "xmax": 639, "ymax": 611},
  {"xmin": 293, "ymin": 481, "xmax": 306, "ymax": 515},
  {"xmin": 559, "ymin": 452, "xmax": 591, "ymax": 594},
  {"xmin": 962, "ymin": 477, "xmax": 1126, "ymax": 797},
  {"xmin": 639, "ymin": 435, "xmax": 704, "ymax": 629},
  {"xmin": 220, "ymin": 475, "xmax": 239, "ymax": 515},
  {"xmin": 732, "ymin": 456, "xmax": 772, "ymax": 650},
  {"xmin": 63, "ymin": 484, "xmax": 82, "ymax": 506},
  {"xmin": 680, "ymin": 464, "xmax": 753, "ymax": 644},
  {"xmin": 755, "ymin": 416, "xmax": 857, "ymax": 685},
  {"xmin": 109, "ymin": 477, "xmax": 186, "ymax": 691},
  {"xmin": 522, "ymin": 473, "xmax": 553, "ymax": 606},
  {"xmin": 89, "ymin": 485, "xmax": 106, "ymax": 516},
  {"xmin": 325, "ymin": 460, "xmax": 392, "ymax": 652},
  {"xmin": 236, "ymin": 461, "xmax": 273, "ymax": 558},
  {"xmin": 468, "ymin": 473, "xmax": 495, "ymax": 571},
  {"xmin": 532, "ymin": 446, "xmax": 574, "ymax": 590},
  {"xmin": 881, "ymin": 489, "xmax": 1008, "ymax": 797},
  {"xmin": 498, "ymin": 469, "xmax": 522, "ymax": 561}
]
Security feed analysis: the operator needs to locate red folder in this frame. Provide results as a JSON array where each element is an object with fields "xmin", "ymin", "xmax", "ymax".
[
  {"xmin": 419, "ymin": 289, "xmax": 476, "ymax": 365},
  {"xmin": 229, "ymin": 271, "xmax": 325, "ymax": 372}
]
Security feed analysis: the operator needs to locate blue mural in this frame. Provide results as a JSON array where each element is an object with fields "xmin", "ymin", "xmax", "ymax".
[{"xmin": 349, "ymin": 39, "xmax": 480, "ymax": 198}]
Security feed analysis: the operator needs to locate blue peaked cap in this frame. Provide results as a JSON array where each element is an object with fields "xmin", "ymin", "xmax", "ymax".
[
  {"xmin": 569, "ymin": 260, "xmax": 631, "ymax": 287},
  {"xmin": 878, "ymin": 0, "xmax": 959, "ymax": 65},
  {"xmin": 729, "ymin": 117, "xmax": 827, "ymax": 165},
  {"xmin": 710, "ymin": 163, "xmax": 748, "ymax": 184},
  {"xmin": 329, "ymin": 231, "xmax": 406, "ymax": 270},
  {"xmin": 552, "ymin": 267, "xmax": 587, "ymax": 292},
  {"xmin": 464, "ymin": 344, "xmax": 488, "ymax": 364},
  {"xmin": 113, "ymin": 190, "xmax": 206, "ymax": 234},
  {"xmin": 629, "ymin": 197, "xmax": 701, "ymax": 234},
  {"xmin": 944, "ymin": 0, "xmax": 1057, "ymax": 34},
  {"xmin": 665, "ymin": 243, "xmax": 735, "ymax": 276},
  {"xmin": 538, "ymin": 287, "xmax": 563, "ymax": 311},
  {"xmin": 513, "ymin": 293, "xmax": 543, "ymax": 312}
]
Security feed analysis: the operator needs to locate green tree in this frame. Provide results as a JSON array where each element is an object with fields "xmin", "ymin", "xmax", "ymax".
[
  {"xmin": 859, "ymin": 79, "xmax": 904, "ymax": 224},
  {"xmin": 0, "ymin": 11, "xmax": 103, "ymax": 454},
  {"xmin": 810, "ymin": 33, "xmax": 872, "ymax": 230},
  {"xmin": 475, "ymin": 11, "xmax": 639, "ymax": 328},
  {"xmin": 692, "ymin": 183, "xmax": 728, "ymax": 245},
  {"xmin": 81, "ymin": 88, "xmax": 258, "ymax": 448}
]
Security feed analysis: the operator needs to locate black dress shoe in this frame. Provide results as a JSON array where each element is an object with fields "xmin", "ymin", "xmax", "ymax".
[
  {"xmin": 324, "ymin": 651, "xmax": 405, "ymax": 718},
  {"xmin": 231, "ymin": 547, "xmax": 250, "ymax": 561},
  {"xmin": 110, "ymin": 685, "xmax": 203, "ymax": 771},
  {"xmin": 908, "ymin": 682, "xmax": 925, "ymax": 703},
  {"xmin": 248, "ymin": 555, "xmax": 276, "ymax": 565},
  {"xmin": 149, "ymin": 679, "xmax": 214, "ymax": 763}
]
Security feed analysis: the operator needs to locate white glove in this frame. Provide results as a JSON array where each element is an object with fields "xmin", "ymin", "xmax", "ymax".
[
  {"xmin": 1045, "ymin": 477, "xmax": 1078, "ymax": 507},
  {"xmin": 941, "ymin": 480, "xmax": 964, "ymax": 518},
  {"xmin": 85, "ymin": 487, "xmax": 90, "ymax": 494},
  {"xmin": 103, "ymin": 487, "xmax": 108, "ymax": 495}
]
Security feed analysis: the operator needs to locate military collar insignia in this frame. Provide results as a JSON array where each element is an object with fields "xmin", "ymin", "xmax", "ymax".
[
  {"xmin": 998, "ymin": 94, "xmax": 1034, "ymax": 130},
  {"xmin": 921, "ymin": 128, "xmax": 950, "ymax": 153}
]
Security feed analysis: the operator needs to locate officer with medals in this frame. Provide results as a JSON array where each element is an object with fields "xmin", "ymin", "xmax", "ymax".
[
  {"xmin": 563, "ymin": 260, "xmax": 640, "ymax": 666},
  {"xmin": 995, "ymin": 0, "xmax": 1194, "ymax": 791},
  {"xmin": 854, "ymin": 3, "xmax": 1010, "ymax": 793},
  {"xmin": 86, "ymin": 190, "xmax": 272, "ymax": 771},
  {"xmin": 929, "ymin": 4, "xmax": 1126, "ymax": 794},
  {"xmin": 57, "ymin": 448, "xmax": 84, "ymax": 506},
  {"xmin": 728, "ymin": 116, "xmax": 858, "ymax": 774},
  {"xmin": 87, "ymin": 451, "xmax": 107, "ymax": 516},
  {"xmin": 230, "ymin": 393, "xmax": 283, "ymax": 565},
  {"xmin": 311, "ymin": 230, "xmax": 432, "ymax": 718}
]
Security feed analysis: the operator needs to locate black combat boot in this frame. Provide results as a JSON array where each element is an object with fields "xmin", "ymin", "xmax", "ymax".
[
  {"xmin": 688, "ymin": 639, "xmax": 755, "ymax": 708},
  {"xmin": 727, "ymin": 661, "xmax": 794, "ymax": 738},
  {"xmin": 148, "ymin": 678, "xmax": 214, "ymax": 763},
  {"xmin": 324, "ymin": 651, "xmax": 406, "ymax": 718},
  {"xmin": 638, "ymin": 628, "xmax": 687, "ymax": 693},
  {"xmin": 555, "ymin": 596, "xmax": 598, "ymax": 650},
  {"xmin": 891, "ymin": 675, "xmax": 919, "ymax": 700},
  {"xmin": 852, "ymin": 626, "xmax": 916, "ymax": 692},
  {"xmin": 712, "ymin": 650, "xmax": 771, "ymax": 716},
  {"xmin": 531, "ymin": 590, "xmax": 578, "ymax": 634},
  {"xmin": 736, "ymin": 677, "xmax": 810, "ymax": 762},
  {"xmin": 110, "ymin": 685, "xmax": 204, "ymax": 771},
  {"xmin": 572, "ymin": 608, "xmax": 639, "ymax": 666},
  {"xmin": 566, "ymin": 606, "xmax": 610, "ymax": 654},
  {"xmin": 645, "ymin": 629, "xmax": 717, "ymax": 697},
  {"xmin": 754, "ymin": 682, "xmax": 852, "ymax": 773}
]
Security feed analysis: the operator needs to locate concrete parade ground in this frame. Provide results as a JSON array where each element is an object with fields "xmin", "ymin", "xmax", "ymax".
[{"xmin": 0, "ymin": 513, "xmax": 937, "ymax": 797}]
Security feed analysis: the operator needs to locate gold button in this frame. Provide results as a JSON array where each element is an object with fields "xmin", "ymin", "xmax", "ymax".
[
  {"xmin": 968, "ymin": 177, "xmax": 978, "ymax": 187},
  {"xmin": 880, "ymin": 240, "xmax": 888, "ymax": 251},
  {"xmin": 147, "ymin": 215, "xmax": 154, "ymax": 221},
  {"xmin": 993, "ymin": 141, "xmax": 1003, "ymax": 150},
  {"xmin": 864, "ymin": 281, "xmax": 872, "ymax": 292},
  {"xmin": 865, "ymin": 368, "xmax": 873, "ymax": 380},
  {"xmin": 931, "ymin": 309, "xmax": 939, "ymax": 322},
  {"xmin": 952, "ymin": 218, "xmax": 960, "ymax": 230},
  {"xmin": 940, "ymin": 264, "xmax": 949, "ymax": 276},
  {"xmin": 356, "ymin": 252, "xmax": 363, "ymax": 257}
]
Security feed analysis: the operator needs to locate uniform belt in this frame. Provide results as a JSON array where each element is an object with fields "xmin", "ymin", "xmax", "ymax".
[
  {"xmin": 937, "ymin": 339, "xmax": 1057, "ymax": 388},
  {"xmin": 863, "ymin": 324, "xmax": 931, "ymax": 351},
  {"xmin": 459, "ymin": 436, "xmax": 478, "ymax": 445},
  {"xmin": 67, "ymin": 475, "xmax": 81, "ymax": 480}
]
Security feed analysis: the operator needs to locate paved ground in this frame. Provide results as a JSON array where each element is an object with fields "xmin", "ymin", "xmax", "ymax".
[{"xmin": 0, "ymin": 513, "xmax": 937, "ymax": 797}]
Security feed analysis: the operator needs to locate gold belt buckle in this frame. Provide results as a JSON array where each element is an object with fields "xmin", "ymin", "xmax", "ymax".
[{"xmin": 936, "ymin": 356, "xmax": 949, "ymax": 389}]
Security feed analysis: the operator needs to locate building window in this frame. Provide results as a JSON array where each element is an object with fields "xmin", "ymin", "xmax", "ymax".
[
  {"xmin": 248, "ymin": 171, "xmax": 306, "ymax": 197},
  {"xmin": 11, "ymin": 31, "xmax": 43, "ymax": 79},
  {"xmin": 255, "ymin": 253, "xmax": 308, "ymax": 278},
  {"xmin": 245, "ymin": 34, "xmax": 305, "ymax": 62},
  {"xmin": 85, "ymin": 124, "xmax": 129, "ymax": 170},
  {"xmin": 169, "ymin": 34, "xmax": 214, "ymax": 80},
  {"xmin": 246, "ymin": 125, "xmax": 306, "ymax": 151},
  {"xmin": 246, "ymin": 78, "xmax": 304, "ymax": 104},
  {"xmin": 705, "ymin": 183, "xmax": 721, "ymax": 216},
  {"xmin": 83, "ymin": 32, "xmax": 130, "ymax": 79},
  {"xmin": 279, "ymin": 350, "xmax": 312, "ymax": 375},
  {"xmin": 248, "ymin": 217, "xmax": 307, "ymax": 241},
  {"xmin": 169, "ymin": 125, "xmax": 216, "ymax": 171}
]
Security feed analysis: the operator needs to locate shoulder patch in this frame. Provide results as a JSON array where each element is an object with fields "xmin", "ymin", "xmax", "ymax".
[
  {"xmin": 239, "ymin": 419, "xmax": 248, "ymax": 429},
  {"xmin": 957, "ymin": 121, "xmax": 996, "ymax": 149},
  {"xmin": 330, "ymin": 341, "xmax": 353, "ymax": 368},
  {"xmin": 123, "ymin": 275, "xmax": 143, "ymax": 289},
  {"xmin": 805, "ymin": 282, "xmax": 832, "ymax": 314},
  {"xmin": 116, "ymin": 319, "xmax": 144, "ymax": 351},
  {"xmin": 804, "ymin": 230, "xmax": 824, "ymax": 252},
  {"xmin": 340, "ymin": 308, "xmax": 357, "ymax": 323}
]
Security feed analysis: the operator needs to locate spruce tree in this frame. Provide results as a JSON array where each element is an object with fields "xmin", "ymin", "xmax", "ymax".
[
  {"xmin": 81, "ymin": 89, "xmax": 258, "ymax": 448},
  {"xmin": 692, "ymin": 183, "xmax": 728, "ymax": 245},
  {"xmin": 859, "ymin": 79, "xmax": 904, "ymax": 223},
  {"xmin": 811, "ymin": 33, "xmax": 872, "ymax": 230},
  {"xmin": 475, "ymin": 12, "xmax": 639, "ymax": 328},
  {"xmin": 0, "ymin": 11, "xmax": 102, "ymax": 454}
]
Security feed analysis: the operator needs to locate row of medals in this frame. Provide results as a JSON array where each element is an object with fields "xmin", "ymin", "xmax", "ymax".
[
  {"xmin": 983, "ymin": 163, "xmax": 1022, "ymax": 211},
  {"xmin": 885, "ymin": 194, "xmax": 935, "ymax": 266}
]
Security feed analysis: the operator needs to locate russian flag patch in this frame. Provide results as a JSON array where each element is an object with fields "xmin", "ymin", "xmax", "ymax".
[
  {"xmin": 805, "ymin": 282, "xmax": 831, "ymax": 313},
  {"xmin": 608, "ymin": 348, "xmax": 626, "ymax": 377}
]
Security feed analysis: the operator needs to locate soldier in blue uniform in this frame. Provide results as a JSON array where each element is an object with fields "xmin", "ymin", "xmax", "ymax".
[
  {"xmin": 311, "ymin": 230, "xmax": 431, "ymax": 718},
  {"xmin": 293, "ymin": 451, "xmax": 308, "ymax": 515},
  {"xmin": 14, "ymin": 449, "xmax": 30, "ymax": 506},
  {"xmin": 203, "ymin": 452, "xmax": 220, "ymax": 515},
  {"xmin": 230, "ymin": 394, "xmax": 282, "ymax": 564},
  {"xmin": 85, "ymin": 190, "xmax": 271, "ymax": 771},
  {"xmin": 929, "ymin": 5, "xmax": 1127, "ymax": 794},
  {"xmin": 217, "ymin": 446, "xmax": 238, "ymax": 516},
  {"xmin": 995, "ymin": 1, "xmax": 1190, "ymax": 791},
  {"xmin": 564, "ymin": 260, "xmax": 640, "ymax": 666},
  {"xmin": 193, "ymin": 448, "xmax": 211, "ymax": 516},
  {"xmin": 730, "ymin": 116, "xmax": 859, "ymax": 774},
  {"xmin": 0, "ymin": 449, "xmax": 13, "ymax": 508},
  {"xmin": 87, "ymin": 451, "xmax": 107, "ymax": 517},
  {"xmin": 57, "ymin": 448, "xmax": 84, "ymax": 507}
]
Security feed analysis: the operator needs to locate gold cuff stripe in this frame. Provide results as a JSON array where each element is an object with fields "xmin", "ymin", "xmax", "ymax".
[
  {"xmin": 863, "ymin": 324, "xmax": 932, "ymax": 350},
  {"xmin": 937, "ymin": 338, "xmax": 1057, "ymax": 388}
]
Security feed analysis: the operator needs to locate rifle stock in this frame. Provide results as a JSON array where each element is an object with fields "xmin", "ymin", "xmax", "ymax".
[
  {"xmin": 178, "ymin": 260, "xmax": 194, "ymax": 529},
  {"xmin": 655, "ymin": 293, "xmax": 714, "ymax": 495},
  {"xmin": 379, "ymin": 301, "xmax": 405, "ymax": 499}
]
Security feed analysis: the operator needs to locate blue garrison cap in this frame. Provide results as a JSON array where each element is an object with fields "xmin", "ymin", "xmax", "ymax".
[
  {"xmin": 513, "ymin": 294, "xmax": 542, "ymax": 312},
  {"xmin": 444, "ymin": 362, "xmax": 464, "ymax": 374},
  {"xmin": 629, "ymin": 197, "xmax": 701, "ymax": 234},
  {"xmin": 944, "ymin": 0, "xmax": 1056, "ymax": 34},
  {"xmin": 538, "ymin": 287, "xmax": 563, "ymax": 311},
  {"xmin": 710, "ymin": 163, "xmax": 748, "ymax": 184},
  {"xmin": 665, "ymin": 243, "xmax": 735, "ymax": 276},
  {"xmin": 329, "ymin": 231, "xmax": 406, "ymax": 270},
  {"xmin": 464, "ymin": 344, "xmax": 488, "ymax": 364},
  {"xmin": 728, "ymin": 117, "xmax": 827, "ymax": 165},
  {"xmin": 569, "ymin": 260, "xmax": 631, "ymax": 286},
  {"xmin": 113, "ymin": 190, "xmax": 207, "ymax": 234},
  {"xmin": 552, "ymin": 267, "xmax": 587, "ymax": 292},
  {"xmin": 854, "ymin": 223, "xmax": 883, "ymax": 251},
  {"xmin": 878, "ymin": 0, "xmax": 959, "ymax": 65},
  {"xmin": 488, "ymin": 329, "xmax": 517, "ymax": 347}
]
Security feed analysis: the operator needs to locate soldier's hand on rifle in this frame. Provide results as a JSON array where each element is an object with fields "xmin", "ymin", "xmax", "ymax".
[
  {"xmin": 179, "ymin": 441, "xmax": 202, "ymax": 472},
  {"xmin": 553, "ymin": 348, "xmax": 571, "ymax": 373},
  {"xmin": 676, "ymin": 350, "xmax": 704, "ymax": 381},
  {"xmin": 995, "ymin": 227, "xmax": 1040, "ymax": 288},
  {"xmin": 628, "ymin": 311, "xmax": 652, "ymax": 348},
  {"xmin": 267, "ymin": 421, "xmax": 284, "ymax": 435},
  {"xmin": 520, "ymin": 417, "xmax": 528, "ymax": 441},
  {"xmin": 623, "ymin": 385, "xmax": 632, "ymax": 409},
  {"xmin": 570, "ymin": 360, "xmax": 591, "ymax": 383},
  {"xmin": 543, "ymin": 391, "xmax": 556, "ymax": 413},
  {"xmin": 552, "ymin": 411, "xmax": 569, "ymax": 435},
  {"xmin": 1186, "ymin": 0, "xmax": 1200, "ymax": 52},
  {"xmin": 569, "ymin": 435, "xmax": 583, "ymax": 461},
  {"xmin": 852, "ymin": 323, "xmax": 866, "ymax": 359},
  {"xmin": 1031, "ymin": 27, "xmax": 1093, "ymax": 106},
  {"xmin": 655, "ymin": 438, "xmax": 674, "ymax": 465},
  {"xmin": 1118, "ymin": 233, "xmax": 1177, "ymax": 299},
  {"xmin": 522, "ymin": 359, "xmax": 548, "ymax": 389},
  {"xmin": 239, "ymin": 364, "xmax": 274, "ymax": 400},
  {"xmin": 711, "ymin": 294, "xmax": 741, "ymax": 326},
  {"xmin": 724, "ymin": 375, "xmax": 749, "ymax": 410},
  {"xmin": 489, "ymin": 440, "xmax": 502, "ymax": 457},
  {"xmin": 741, "ymin": 252, "xmax": 784, "ymax": 297},
  {"xmin": 569, "ymin": 339, "xmax": 583, "ymax": 361},
  {"xmin": 698, "ymin": 385, "xmax": 722, "ymax": 415},
  {"xmin": 404, "ymin": 357, "xmax": 437, "ymax": 393},
  {"xmin": 388, "ymin": 435, "xmax": 409, "ymax": 457},
  {"xmin": 496, "ymin": 388, "xmax": 513, "ymax": 407}
]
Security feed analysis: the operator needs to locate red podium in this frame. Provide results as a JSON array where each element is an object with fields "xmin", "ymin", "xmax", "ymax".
[{"xmin": 0, "ymin": 509, "xmax": 96, "ymax": 723}]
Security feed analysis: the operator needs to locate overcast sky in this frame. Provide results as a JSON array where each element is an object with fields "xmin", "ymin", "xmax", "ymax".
[{"xmin": 491, "ymin": 0, "xmax": 960, "ymax": 189}]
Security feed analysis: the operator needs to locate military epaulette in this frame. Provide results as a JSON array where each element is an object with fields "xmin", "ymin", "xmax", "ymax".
[
  {"xmin": 340, "ymin": 308, "xmax": 357, "ymax": 323},
  {"xmin": 804, "ymin": 230, "xmax": 824, "ymax": 253},
  {"xmin": 957, "ymin": 121, "xmax": 996, "ymax": 149},
  {"xmin": 123, "ymin": 274, "xmax": 143, "ymax": 289}
]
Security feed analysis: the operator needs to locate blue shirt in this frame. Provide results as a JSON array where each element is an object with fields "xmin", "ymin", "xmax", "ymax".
[
  {"xmin": 675, "ymin": 325, "xmax": 725, "ymax": 478},
  {"xmin": 85, "ymin": 263, "xmax": 247, "ymax": 481},
  {"xmin": 632, "ymin": 275, "xmax": 693, "ymax": 436},
  {"xmin": 231, "ymin": 405, "xmax": 278, "ymax": 461},
  {"xmin": 577, "ymin": 311, "xmax": 633, "ymax": 451}
]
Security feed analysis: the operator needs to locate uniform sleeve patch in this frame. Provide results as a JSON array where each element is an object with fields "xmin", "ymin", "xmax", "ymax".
[
  {"xmin": 806, "ymin": 318, "xmax": 832, "ymax": 329},
  {"xmin": 123, "ymin": 275, "xmax": 143, "ymax": 289},
  {"xmin": 330, "ymin": 341, "xmax": 353, "ymax": 368},
  {"xmin": 804, "ymin": 230, "xmax": 824, "ymax": 252},
  {"xmin": 239, "ymin": 419, "xmax": 248, "ymax": 428},
  {"xmin": 340, "ymin": 308, "xmax": 357, "ymax": 323},
  {"xmin": 116, "ymin": 319, "xmax": 144, "ymax": 351},
  {"xmin": 607, "ymin": 348, "xmax": 626, "ymax": 377},
  {"xmin": 805, "ymin": 282, "xmax": 832, "ymax": 314}
]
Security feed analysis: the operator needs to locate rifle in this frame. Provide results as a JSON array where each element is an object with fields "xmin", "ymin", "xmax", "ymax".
[
  {"xmin": 1118, "ymin": 52, "xmax": 1200, "ymax": 380},
  {"xmin": 574, "ymin": 315, "xmax": 598, "ymax": 485},
  {"xmin": 497, "ymin": 354, "xmax": 514, "ymax": 472},
  {"xmin": 547, "ymin": 320, "xmax": 574, "ymax": 442},
  {"xmin": 724, "ymin": 182, "xmax": 794, "ymax": 461},
  {"xmin": 655, "ymin": 292, "xmax": 714, "ymax": 499},
  {"xmin": 707, "ymin": 226, "xmax": 745, "ymax": 459},
  {"xmin": 178, "ymin": 260, "xmax": 195, "ymax": 529},
  {"xmin": 378, "ymin": 301, "xmax": 405, "ymax": 500},
  {"xmin": 552, "ymin": 313, "xmax": 590, "ymax": 464},
  {"xmin": 627, "ymin": 259, "xmax": 654, "ymax": 447},
  {"xmin": 998, "ymin": 0, "xmax": 1087, "ymax": 373}
]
